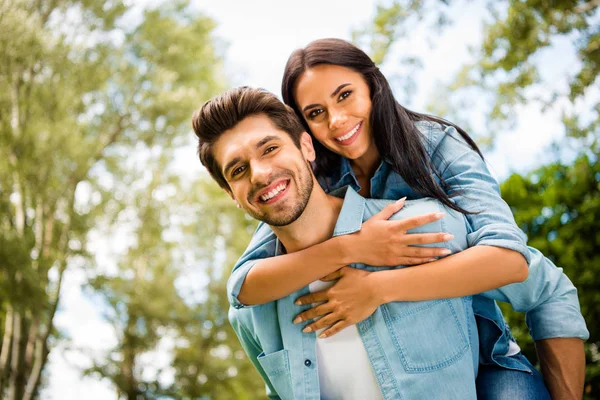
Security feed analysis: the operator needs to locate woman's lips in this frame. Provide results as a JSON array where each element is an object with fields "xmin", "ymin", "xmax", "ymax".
[{"xmin": 334, "ymin": 121, "xmax": 362, "ymax": 146}]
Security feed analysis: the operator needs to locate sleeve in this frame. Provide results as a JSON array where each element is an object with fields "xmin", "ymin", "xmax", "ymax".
[
  {"xmin": 430, "ymin": 124, "xmax": 531, "ymax": 264},
  {"xmin": 228, "ymin": 308, "xmax": 281, "ymax": 399},
  {"xmin": 227, "ymin": 222, "xmax": 278, "ymax": 309},
  {"xmin": 479, "ymin": 246, "xmax": 589, "ymax": 341}
]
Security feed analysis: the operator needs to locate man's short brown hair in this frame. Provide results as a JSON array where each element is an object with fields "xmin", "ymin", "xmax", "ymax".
[{"xmin": 192, "ymin": 86, "xmax": 306, "ymax": 190}]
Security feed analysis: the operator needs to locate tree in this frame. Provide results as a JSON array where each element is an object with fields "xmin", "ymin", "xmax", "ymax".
[
  {"xmin": 0, "ymin": 0, "xmax": 225, "ymax": 397},
  {"xmin": 500, "ymin": 154, "xmax": 600, "ymax": 398}
]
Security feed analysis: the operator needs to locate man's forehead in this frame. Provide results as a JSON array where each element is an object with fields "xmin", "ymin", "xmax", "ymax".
[{"xmin": 213, "ymin": 115, "xmax": 290, "ymax": 164}]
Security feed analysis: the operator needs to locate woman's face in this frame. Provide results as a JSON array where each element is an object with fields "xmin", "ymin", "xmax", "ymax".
[{"xmin": 294, "ymin": 64, "xmax": 376, "ymax": 162}]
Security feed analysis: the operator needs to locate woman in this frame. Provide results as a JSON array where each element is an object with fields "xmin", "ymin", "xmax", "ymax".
[{"xmin": 227, "ymin": 39, "xmax": 581, "ymax": 399}]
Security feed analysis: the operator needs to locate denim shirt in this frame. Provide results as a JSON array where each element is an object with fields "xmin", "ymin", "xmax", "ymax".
[
  {"xmin": 230, "ymin": 187, "xmax": 480, "ymax": 400},
  {"xmin": 228, "ymin": 121, "xmax": 589, "ymax": 375}
]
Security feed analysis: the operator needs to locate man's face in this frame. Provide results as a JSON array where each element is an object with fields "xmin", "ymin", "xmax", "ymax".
[{"xmin": 212, "ymin": 114, "xmax": 316, "ymax": 226}]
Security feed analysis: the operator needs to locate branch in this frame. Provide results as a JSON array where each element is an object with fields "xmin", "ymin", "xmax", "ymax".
[
  {"xmin": 574, "ymin": 0, "xmax": 600, "ymax": 13},
  {"xmin": 69, "ymin": 114, "xmax": 127, "ymax": 186}
]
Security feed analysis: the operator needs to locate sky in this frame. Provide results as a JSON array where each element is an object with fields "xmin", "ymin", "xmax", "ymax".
[{"xmin": 42, "ymin": 0, "xmax": 579, "ymax": 398}]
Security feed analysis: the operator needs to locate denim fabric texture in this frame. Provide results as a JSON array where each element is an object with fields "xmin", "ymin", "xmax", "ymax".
[
  {"xmin": 227, "ymin": 121, "xmax": 589, "ymax": 397},
  {"xmin": 476, "ymin": 353, "xmax": 551, "ymax": 400},
  {"xmin": 230, "ymin": 187, "xmax": 480, "ymax": 399}
]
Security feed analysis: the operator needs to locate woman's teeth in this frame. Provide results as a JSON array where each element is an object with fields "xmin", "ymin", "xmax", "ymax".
[
  {"xmin": 260, "ymin": 182, "xmax": 287, "ymax": 202},
  {"xmin": 335, "ymin": 123, "xmax": 360, "ymax": 142}
]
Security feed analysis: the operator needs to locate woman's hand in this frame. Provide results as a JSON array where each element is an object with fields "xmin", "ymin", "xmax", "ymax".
[
  {"xmin": 293, "ymin": 267, "xmax": 381, "ymax": 338},
  {"xmin": 346, "ymin": 198, "xmax": 453, "ymax": 266}
]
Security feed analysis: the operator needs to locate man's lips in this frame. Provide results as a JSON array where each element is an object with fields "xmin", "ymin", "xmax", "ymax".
[
  {"xmin": 334, "ymin": 121, "xmax": 362, "ymax": 145},
  {"xmin": 254, "ymin": 179, "xmax": 291, "ymax": 204}
]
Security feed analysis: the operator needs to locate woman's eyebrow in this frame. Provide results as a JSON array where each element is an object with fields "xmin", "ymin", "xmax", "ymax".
[{"xmin": 301, "ymin": 83, "xmax": 351, "ymax": 113}]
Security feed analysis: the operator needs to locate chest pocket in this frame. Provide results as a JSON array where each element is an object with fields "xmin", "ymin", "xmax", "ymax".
[
  {"xmin": 382, "ymin": 299, "xmax": 469, "ymax": 373},
  {"xmin": 257, "ymin": 349, "xmax": 294, "ymax": 399}
]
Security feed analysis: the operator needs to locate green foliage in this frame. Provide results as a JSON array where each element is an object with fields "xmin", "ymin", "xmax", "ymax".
[
  {"xmin": 500, "ymin": 153, "xmax": 600, "ymax": 398},
  {"xmin": 0, "ymin": 0, "xmax": 264, "ymax": 398}
]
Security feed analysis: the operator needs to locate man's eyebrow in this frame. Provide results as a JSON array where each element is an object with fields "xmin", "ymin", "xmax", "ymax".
[
  {"xmin": 255, "ymin": 135, "xmax": 280, "ymax": 149},
  {"xmin": 301, "ymin": 83, "xmax": 351, "ymax": 113},
  {"xmin": 223, "ymin": 157, "xmax": 242, "ymax": 177}
]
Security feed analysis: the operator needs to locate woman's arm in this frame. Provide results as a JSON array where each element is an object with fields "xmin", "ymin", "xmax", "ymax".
[
  {"xmin": 237, "ymin": 201, "xmax": 452, "ymax": 305},
  {"xmin": 292, "ymin": 246, "xmax": 527, "ymax": 336}
]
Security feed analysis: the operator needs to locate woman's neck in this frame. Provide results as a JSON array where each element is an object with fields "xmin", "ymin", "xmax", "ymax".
[{"xmin": 350, "ymin": 142, "xmax": 381, "ymax": 182}]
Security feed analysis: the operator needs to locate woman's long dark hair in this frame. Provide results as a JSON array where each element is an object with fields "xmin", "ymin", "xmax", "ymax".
[{"xmin": 281, "ymin": 38, "xmax": 483, "ymax": 214}]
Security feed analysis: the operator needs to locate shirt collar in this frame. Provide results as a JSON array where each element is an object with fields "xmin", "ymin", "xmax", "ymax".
[{"xmin": 330, "ymin": 186, "xmax": 366, "ymax": 236}]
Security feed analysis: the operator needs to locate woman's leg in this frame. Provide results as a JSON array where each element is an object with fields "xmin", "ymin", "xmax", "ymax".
[{"xmin": 476, "ymin": 353, "xmax": 551, "ymax": 400}]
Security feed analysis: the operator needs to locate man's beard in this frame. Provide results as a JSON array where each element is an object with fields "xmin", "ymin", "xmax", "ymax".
[{"xmin": 249, "ymin": 162, "xmax": 314, "ymax": 227}]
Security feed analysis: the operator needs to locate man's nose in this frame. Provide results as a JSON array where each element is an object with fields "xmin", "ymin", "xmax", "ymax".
[
  {"xmin": 250, "ymin": 160, "xmax": 273, "ymax": 185},
  {"xmin": 328, "ymin": 108, "xmax": 348, "ymax": 131}
]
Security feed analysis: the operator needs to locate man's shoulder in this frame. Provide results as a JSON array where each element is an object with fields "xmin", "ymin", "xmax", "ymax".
[{"xmin": 362, "ymin": 197, "xmax": 444, "ymax": 219}]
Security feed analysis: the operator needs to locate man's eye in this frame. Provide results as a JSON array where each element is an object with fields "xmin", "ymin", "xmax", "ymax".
[
  {"xmin": 231, "ymin": 165, "xmax": 246, "ymax": 177},
  {"xmin": 339, "ymin": 90, "xmax": 352, "ymax": 101},
  {"xmin": 307, "ymin": 109, "xmax": 324, "ymax": 120},
  {"xmin": 264, "ymin": 146, "xmax": 277, "ymax": 154}
]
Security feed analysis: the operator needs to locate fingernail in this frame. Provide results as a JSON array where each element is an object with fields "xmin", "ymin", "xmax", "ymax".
[
  {"xmin": 441, "ymin": 249, "xmax": 451, "ymax": 255},
  {"xmin": 443, "ymin": 234, "xmax": 454, "ymax": 241},
  {"xmin": 396, "ymin": 197, "xmax": 407, "ymax": 204},
  {"xmin": 295, "ymin": 300, "xmax": 302, "ymax": 305},
  {"xmin": 435, "ymin": 212, "xmax": 445, "ymax": 219},
  {"xmin": 293, "ymin": 317, "xmax": 301, "ymax": 324},
  {"xmin": 303, "ymin": 326, "xmax": 312, "ymax": 333},
  {"xmin": 319, "ymin": 333, "xmax": 327, "ymax": 339}
]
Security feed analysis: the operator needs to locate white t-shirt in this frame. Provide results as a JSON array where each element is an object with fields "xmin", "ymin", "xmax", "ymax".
[{"xmin": 309, "ymin": 280, "xmax": 384, "ymax": 400}]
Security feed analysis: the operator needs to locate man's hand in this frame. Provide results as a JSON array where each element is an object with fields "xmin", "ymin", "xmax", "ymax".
[
  {"xmin": 292, "ymin": 267, "xmax": 381, "ymax": 338},
  {"xmin": 536, "ymin": 337, "xmax": 586, "ymax": 399}
]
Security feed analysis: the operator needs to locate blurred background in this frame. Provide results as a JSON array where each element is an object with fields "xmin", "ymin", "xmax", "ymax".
[{"xmin": 0, "ymin": 0, "xmax": 598, "ymax": 398}]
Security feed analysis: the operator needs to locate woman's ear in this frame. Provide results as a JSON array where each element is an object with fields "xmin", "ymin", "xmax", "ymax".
[{"xmin": 300, "ymin": 132, "xmax": 316, "ymax": 162}]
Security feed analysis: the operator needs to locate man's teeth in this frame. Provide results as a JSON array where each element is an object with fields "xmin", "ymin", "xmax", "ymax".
[
  {"xmin": 335, "ymin": 123, "xmax": 360, "ymax": 142},
  {"xmin": 260, "ymin": 182, "xmax": 288, "ymax": 201}
]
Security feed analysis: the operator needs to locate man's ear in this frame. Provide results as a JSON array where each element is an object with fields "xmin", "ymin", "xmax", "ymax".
[{"xmin": 300, "ymin": 132, "xmax": 316, "ymax": 162}]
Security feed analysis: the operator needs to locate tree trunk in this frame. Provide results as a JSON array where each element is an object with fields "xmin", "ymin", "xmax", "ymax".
[
  {"xmin": 0, "ymin": 306, "xmax": 14, "ymax": 393},
  {"xmin": 7, "ymin": 311, "xmax": 24, "ymax": 400},
  {"xmin": 22, "ymin": 336, "xmax": 46, "ymax": 400}
]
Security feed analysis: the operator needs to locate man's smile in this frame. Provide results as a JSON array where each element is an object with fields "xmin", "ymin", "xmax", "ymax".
[{"xmin": 255, "ymin": 179, "xmax": 291, "ymax": 204}]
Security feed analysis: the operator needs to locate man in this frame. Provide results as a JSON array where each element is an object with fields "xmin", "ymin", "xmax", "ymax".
[{"xmin": 193, "ymin": 87, "xmax": 588, "ymax": 399}]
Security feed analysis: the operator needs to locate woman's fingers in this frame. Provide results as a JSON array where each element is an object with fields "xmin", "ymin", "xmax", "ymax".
[
  {"xmin": 295, "ymin": 290, "xmax": 328, "ymax": 306},
  {"xmin": 293, "ymin": 303, "xmax": 332, "ymax": 325},
  {"xmin": 394, "ymin": 212, "xmax": 446, "ymax": 231},
  {"xmin": 320, "ymin": 269, "xmax": 344, "ymax": 281},
  {"xmin": 399, "ymin": 232, "xmax": 454, "ymax": 246},
  {"xmin": 370, "ymin": 197, "xmax": 406, "ymax": 221},
  {"xmin": 318, "ymin": 320, "xmax": 348, "ymax": 339},
  {"xmin": 301, "ymin": 312, "xmax": 339, "ymax": 333}
]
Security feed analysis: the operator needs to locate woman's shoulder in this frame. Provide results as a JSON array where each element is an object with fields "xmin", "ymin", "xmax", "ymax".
[{"xmin": 414, "ymin": 119, "xmax": 472, "ymax": 158}]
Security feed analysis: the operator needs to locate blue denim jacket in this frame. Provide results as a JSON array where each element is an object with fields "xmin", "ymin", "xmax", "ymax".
[
  {"xmin": 230, "ymin": 187, "xmax": 480, "ymax": 399},
  {"xmin": 228, "ymin": 121, "xmax": 589, "ymax": 375}
]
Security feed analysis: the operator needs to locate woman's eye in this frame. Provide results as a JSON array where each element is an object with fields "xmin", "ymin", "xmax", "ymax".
[
  {"xmin": 231, "ymin": 165, "xmax": 246, "ymax": 177},
  {"xmin": 307, "ymin": 109, "xmax": 324, "ymax": 120},
  {"xmin": 339, "ymin": 90, "xmax": 352, "ymax": 101},
  {"xmin": 264, "ymin": 146, "xmax": 277, "ymax": 154}
]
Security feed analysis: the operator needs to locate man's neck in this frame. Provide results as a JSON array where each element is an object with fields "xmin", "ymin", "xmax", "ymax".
[{"xmin": 271, "ymin": 184, "xmax": 343, "ymax": 254}]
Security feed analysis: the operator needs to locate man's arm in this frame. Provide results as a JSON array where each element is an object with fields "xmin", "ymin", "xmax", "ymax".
[
  {"xmin": 536, "ymin": 338, "xmax": 586, "ymax": 400},
  {"xmin": 228, "ymin": 308, "xmax": 281, "ymax": 399}
]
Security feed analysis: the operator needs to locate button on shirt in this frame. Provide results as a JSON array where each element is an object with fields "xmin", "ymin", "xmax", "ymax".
[{"xmin": 229, "ymin": 187, "xmax": 479, "ymax": 400}]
